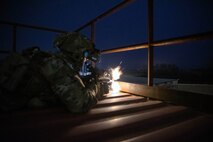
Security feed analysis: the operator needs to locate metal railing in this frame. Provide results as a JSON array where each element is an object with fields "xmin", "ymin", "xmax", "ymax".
[
  {"xmin": 74, "ymin": 0, "xmax": 213, "ymax": 86},
  {"xmin": 1, "ymin": 0, "xmax": 213, "ymax": 87},
  {"xmin": 75, "ymin": 0, "xmax": 135, "ymax": 43},
  {"xmin": 0, "ymin": 20, "xmax": 67, "ymax": 53},
  {"xmin": 1, "ymin": 0, "xmax": 213, "ymax": 112}
]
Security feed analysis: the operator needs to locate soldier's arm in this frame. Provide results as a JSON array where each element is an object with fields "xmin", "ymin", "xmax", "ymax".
[
  {"xmin": 41, "ymin": 57, "xmax": 103, "ymax": 113},
  {"xmin": 53, "ymin": 76, "xmax": 97, "ymax": 113}
]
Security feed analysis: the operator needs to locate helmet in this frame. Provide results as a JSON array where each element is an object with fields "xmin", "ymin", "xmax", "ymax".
[{"xmin": 54, "ymin": 32, "xmax": 99, "ymax": 64}]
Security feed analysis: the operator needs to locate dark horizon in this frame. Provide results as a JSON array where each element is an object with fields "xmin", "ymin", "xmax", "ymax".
[{"xmin": 0, "ymin": 0, "xmax": 213, "ymax": 71}]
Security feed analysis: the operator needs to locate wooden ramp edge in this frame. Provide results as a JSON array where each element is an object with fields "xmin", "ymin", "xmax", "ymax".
[{"xmin": 0, "ymin": 92, "xmax": 212, "ymax": 142}]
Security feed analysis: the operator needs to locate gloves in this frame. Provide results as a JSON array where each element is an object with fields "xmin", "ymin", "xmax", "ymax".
[{"xmin": 98, "ymin": 77, "xmax": 111, "ymax": 95}]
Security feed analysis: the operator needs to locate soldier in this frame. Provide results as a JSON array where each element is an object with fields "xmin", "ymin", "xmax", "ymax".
[{"xmin": 0, "ymin": 32, "xmax": 109, "ymax": 113}]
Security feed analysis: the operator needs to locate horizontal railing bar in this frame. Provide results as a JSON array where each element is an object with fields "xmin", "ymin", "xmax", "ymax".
[
  {"xmin": 154, "ymin": 31, "xmax": 213, "ymax": 47},
  {"xmin": 0, "ymin": 20, "xmax": 68, "ymax": 33},
  {"xmin": 75, "ymin": 0, "xmax": 135, "ymax": 32},
  {"xmin": 101, "ymin": 42, "xmax": 148, "ymax": 54},
  {"xmin": 101, "ymin": 31, "xmax": 213, "ymax": 54}
]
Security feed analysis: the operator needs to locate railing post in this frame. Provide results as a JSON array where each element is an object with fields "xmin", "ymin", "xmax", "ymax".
[
  {"xmin": 91, "ymin": 22, "xmax": 96, "ymax": 43},
  {"xmin": 147, "ymin": 0, "xmax": 154, "ymax": 86},
  {"xmin": 13, "ymin": 25, "xmax": 17, "ymax": 52}
]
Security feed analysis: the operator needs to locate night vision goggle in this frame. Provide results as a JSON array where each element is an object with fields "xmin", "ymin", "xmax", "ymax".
[{"xmin": 79, "ymin": 50, "xmax": 99, "ymax": 77}]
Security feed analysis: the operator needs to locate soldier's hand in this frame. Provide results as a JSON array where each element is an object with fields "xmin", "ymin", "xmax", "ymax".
[{"xmin": 98, "ymin": 77, "xmax": 111, "ymax": 95}]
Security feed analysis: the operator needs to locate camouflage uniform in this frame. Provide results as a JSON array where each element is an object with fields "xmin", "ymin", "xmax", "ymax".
[{"xmin": 0, "ymin": 32, "xmax": 105, "ymax": 113}]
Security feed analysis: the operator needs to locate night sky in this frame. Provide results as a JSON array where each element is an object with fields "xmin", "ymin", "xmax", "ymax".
[{"xmin": 0, "ymin": 0, "xmax": 213, "ymax": 70}]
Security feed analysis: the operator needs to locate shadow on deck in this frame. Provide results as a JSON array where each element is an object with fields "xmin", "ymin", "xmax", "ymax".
[{"xmin": 0, "ymin": 92, "xmax": 213, "ymax": 142}]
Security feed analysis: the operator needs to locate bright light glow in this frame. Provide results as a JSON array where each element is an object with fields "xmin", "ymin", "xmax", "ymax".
[
  {"xmin": 111, "ymin": 81, "xmax": 121, "ymax": 93},
  {"xmin": 111, "ymin": 66, "xmax": 122, "ymax": 80},
  {"xmin": 110, "ymin": 66, "xmax": 122, "ymax": 94}
]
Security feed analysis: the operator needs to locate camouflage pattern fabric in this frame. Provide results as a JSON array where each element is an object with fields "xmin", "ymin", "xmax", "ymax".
[
  {"xmin": 0, "ymin": 31, "xmax": 104, "ymax": 113},
  {"xmin": 0, "ymin": 51, "xmax": 100, "ymax": 113},
  {"xmin": 0, "ymin": 53, "xmax": 30, "ymax": 111}
]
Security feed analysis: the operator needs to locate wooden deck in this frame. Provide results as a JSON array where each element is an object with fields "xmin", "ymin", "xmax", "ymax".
[{"xmin": 1, "ymin": 92, "xmax": 213, "ymax": 142}]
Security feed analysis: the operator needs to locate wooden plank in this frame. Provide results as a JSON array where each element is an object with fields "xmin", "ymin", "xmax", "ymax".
[
  {"xmin": 123, "ymin": 115, "xmax": 213, "ymax": 142},
  {"xmin": 90, "ymin": 100, "xmax": 165, "ymax": 115},
  {"xmin": 104, "ymin": 92, "xmax": 132, "ymax": 99},
  {"xmin": 0, "ymin": 99, "xmax": 164, "ymax": 130},
  {"xmin": 64, "ymin": 105, "xmax": 192, "ymax": 141},
  {"xmin": 1, "ymin": 92, "xmax": 212, "ymax": 142},
  {"xmin": 69, "ymin": 106, "xmax": 187, "ymax": 135},
  {"xmin": 99, "ymin": 95, "xmax": 144, "ymax": 104},
  {"xmin": 118, "ymin": 81, "xmax": 213, "ymax": 113},
  {"xmin": 96, "ymin": 95, "xmax": 146, "ymax": 108}
]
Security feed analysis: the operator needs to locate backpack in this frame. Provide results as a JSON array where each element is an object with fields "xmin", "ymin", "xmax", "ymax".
[{"xmin": 0, "ymin": 53, "xmax": 30, "ymax": 111}]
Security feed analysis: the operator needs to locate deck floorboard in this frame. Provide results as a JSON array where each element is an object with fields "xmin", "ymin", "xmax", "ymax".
[{"xmin": 0, "ymin": 92, "xmax": 212, "ymax": 142}]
